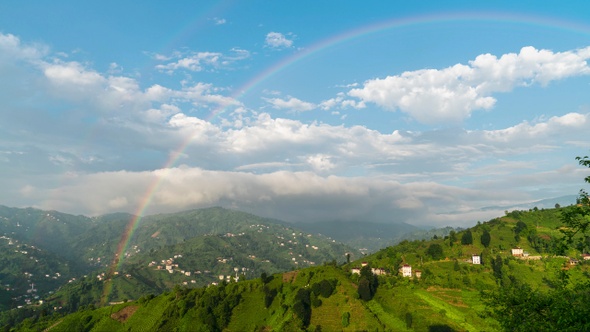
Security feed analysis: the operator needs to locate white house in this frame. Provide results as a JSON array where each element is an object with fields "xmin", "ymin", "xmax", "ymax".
[
  {"xmin": 511, "ymin": 247, "xmax": 523, "ymax": 257},
  {"xmin": 472, "ymin": 255, "xmax": 481, "ymax": 265},
  {"xmin": 400, "ymin": 264, "xmax": 412, "ymax": 277},
  {"xmin": 371, "ymin": 268, "xmax": 387, "ymax": 276}
]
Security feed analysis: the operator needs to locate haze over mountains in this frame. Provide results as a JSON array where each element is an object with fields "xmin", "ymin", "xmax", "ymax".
[{"xmin": 1, "ymin": 204, "xmax": 436, "ymax": 311}]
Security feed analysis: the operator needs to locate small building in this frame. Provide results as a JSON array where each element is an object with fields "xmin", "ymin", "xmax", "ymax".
[
  {"xmin": 415, "ymin": 270, "xmax": 422, "ymax": 279},
  {"xmin": 511, "ymin": 247, "xmax": 524, "ymax": 257},
  {"xmin": 472, "ymin": 255, "xmax": 481, "ymax": 265},
  {"xmin": 400, "ymin": 264, "xmax": 412, "ymax": 277},
  {"xmin": 351, "ymin": 268, "xmax": 361, "ymax": 275},
  {"xmin": 582, "ymin": 254, "xmax": 590, "ymax": 260},
  {"xmin": 371, "ymin": 268, "xmax": 387, "ymax": 276},
  {"xmin": 361, "ymin": 262, "xmax": 368, "ymax": 267}
]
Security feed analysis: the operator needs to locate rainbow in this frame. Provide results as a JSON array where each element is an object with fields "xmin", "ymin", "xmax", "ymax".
[
  {"xmin": 101, "ymin": 10, "xmax": 590, "ymax": 303},
  {"xmin": 207, "ymin": 10, "xmax": 590, "ymax": 121}
]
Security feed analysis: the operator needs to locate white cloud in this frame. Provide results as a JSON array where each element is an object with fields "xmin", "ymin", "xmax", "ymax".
[
  {"xmin": 482, "ymin": 112, "xmax": 590, "ymax": 143},
  {"xmin": 0, "ymin": 33, "xmax": 47, "ymax": 61},
  {"xmin": 265, "ymin": 32, "xmax": 293, "ymax": 49},
  {"xmin": 155, "ymin": 48, "xmax": 251, "ymax": 74},
  {"xmin": 319, "ymin": 93, "xmax": 366, "ymax": 110},
  {"xmin": 349, "ymin": 46, "xmax": 590, "ymax": 124},
  {"xmin": 155, "ymin": 52, "xmax": 222, "ymax": 73},
  {"xmin": 213, "ymin": 17, "xmax": 226, "ymax": 25},
  {"xmin": 306, "ymin": 154, "xmax": 336, "ymax": 171},
  {"xmin": 263, "ymin": 96, "xmax": 316, "ymax": 112}
]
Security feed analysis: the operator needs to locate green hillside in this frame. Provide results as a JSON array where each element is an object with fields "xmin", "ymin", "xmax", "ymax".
[
  {"xmin": 0, "ymin": 237, "xmax": 80, "ymax": 312},
  {"xmin": 9, "ymin": 196, "xmax": 590, "ymax": 331}
]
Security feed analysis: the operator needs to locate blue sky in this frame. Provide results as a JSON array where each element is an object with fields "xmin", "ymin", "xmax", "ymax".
[{"xmin": 1, "ymin": 1, "xmax": 590, "ymax": 227}]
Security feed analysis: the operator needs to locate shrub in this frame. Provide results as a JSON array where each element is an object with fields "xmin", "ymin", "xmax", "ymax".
[{"xmin": 342, "ymin": 312, "xmax": 350, "ymax": 327}]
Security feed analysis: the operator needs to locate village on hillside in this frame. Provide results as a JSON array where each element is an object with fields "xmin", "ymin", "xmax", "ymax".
[{"xmin": 350, "ymin": 246, "xmax": 590, "ymax": 279}]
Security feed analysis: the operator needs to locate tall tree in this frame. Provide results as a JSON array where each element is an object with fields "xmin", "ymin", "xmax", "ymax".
[
  {"xmin": 480, "ymin": 229, "xmax": 491, "ymax": 248},
  {"xmin": 357, "ymin": 265, "xmax": 378, "ymax": 301},
  {"xmin": 492, "ymin": 254, "xmax": 503, "ymax": 281},
  {"xmin": 449, "ymin": 230, "xmax": 457, "ymax": 247},
  {"xmin": 461, "ymin": 230, "xmax": 473, "ymax": 245}
]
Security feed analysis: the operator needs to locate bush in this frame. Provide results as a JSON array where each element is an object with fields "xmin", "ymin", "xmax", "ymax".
[
  {"xmin": 342, "ymin": 312, "xmax": 350, "ymax": 327},
  {"xmin": 426, "ymin": 244, "xmax": 444, "ymax": 260}
]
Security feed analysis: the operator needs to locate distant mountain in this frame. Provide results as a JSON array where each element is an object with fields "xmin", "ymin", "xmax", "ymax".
[
  {"xmin": 293, "ymin": 220, "xmax": 421, "ymax": 252},
  {"xmin": 480, "ymin": 194, "xmax": 578, "ymax": 211},
  {"xmin": 0, "ymin": 205, "xmax": 358, "ymax": 311}
]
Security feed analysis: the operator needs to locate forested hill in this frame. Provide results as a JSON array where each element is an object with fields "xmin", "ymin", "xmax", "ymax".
[
  {"xmin": 11, "ymin": 201, "xmax": 590, "ymax": 331},
  {"xmin": 0, "ymin": 206, "xmax": 358, "ymax": 315}
]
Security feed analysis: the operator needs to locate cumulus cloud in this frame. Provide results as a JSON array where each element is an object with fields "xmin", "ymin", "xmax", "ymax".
[
  {"xmin": 263, "ymin": 96, "xmax": 316, "ymax": 112},
  {"xmin": 319, "ymin": 93, "xmax": 366, "ymax": 110},
  {"xmin": 349, "ymin": 46, "xmax": 590, "ymax": 124},
  {"xmin": 265, "ymin": 32, "xmax": 293, "ymax": 49}
]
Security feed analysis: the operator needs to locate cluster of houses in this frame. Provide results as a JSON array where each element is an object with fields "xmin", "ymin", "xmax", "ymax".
[
  {"xmin": 150, "ymin": 255, "xmax": 186, "ymax": 274},
  {"xmin": 148, "ymin": 254, "xmax": 253, "ymax": 287}
]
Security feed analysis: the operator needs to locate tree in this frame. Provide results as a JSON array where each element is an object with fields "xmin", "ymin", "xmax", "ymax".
[
  {"xmin": 515, "ymin": 221, "xmax": 528, "ymax": 235},
  {"xmin": 449, "ymin": 230, "xmax": 457, "ymax": 247},
  {"xmin": 293, "ymin": 288, "xmax": 311, "ymax": 328},
  {"xmin": 357, "ymin": 265, "xmax": 378, "ymax": 301},
  {"xmin": 405, "ymin": 312, "xmax": 413, "ymax": 329},
  {"xmin": 357, "ymin": 278, "xmax": 372, "ymax": 301},
  {"xmin": 461, "ymin": 230, "xmax": 473, "ymax": 245},
  {"xmin": 480, "ymin": 229, "xmax": 491, "ymax": 248},
  {"xmin": 492, "ymin": 254, "xmax": 503, "ymax": 281},
  {"xmin": 559, "ymin": 155, "xmax": 590, "ymax": 251},
  {"xmin": 341, "ymin": 312, "xmax": 350, "ymax": 327},
  {"xmin": 484, "ymin": 278, "xmax": 590, "ymax": 331},
  {"xmin": 426, "ymin": 243, "xmax": 444, "ymax": 260},
  {"xmin": 484, "ymin": 154, "xmax": 590, "ymax": 331}
]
